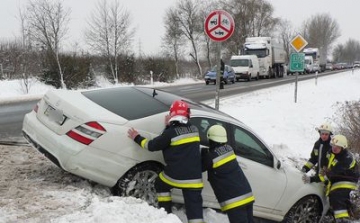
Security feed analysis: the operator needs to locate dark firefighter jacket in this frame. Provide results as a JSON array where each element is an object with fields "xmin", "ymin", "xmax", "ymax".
[
  {"xmin": 303, "ymin": 137, "xmax": 332, "ymax": 173},
  {"xmin": 133, "ymin": 121, "xmax": 203, "ymax": 189},
  {"xmin": 201, "ymin": 143, "xmax": 255, "ymax": 212},
  {"xmin": 311, "ymin": 148, "xmax": 359, "ymax": 195}
]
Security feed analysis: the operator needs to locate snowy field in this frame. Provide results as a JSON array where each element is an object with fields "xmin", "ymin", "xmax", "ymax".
[{"xmin": 0, "ymin": 69, "xmax": 360, "ymax": 222}]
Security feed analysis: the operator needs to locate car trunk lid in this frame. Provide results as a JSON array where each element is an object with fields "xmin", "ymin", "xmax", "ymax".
[{"xmin": 35, "ymin": 89, "xmax": 128, "ymax": 135}]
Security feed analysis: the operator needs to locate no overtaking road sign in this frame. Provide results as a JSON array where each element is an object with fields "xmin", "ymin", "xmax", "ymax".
[{"xmin": 204, "ymin": 10, "xmax": 234, "ymax": 42}]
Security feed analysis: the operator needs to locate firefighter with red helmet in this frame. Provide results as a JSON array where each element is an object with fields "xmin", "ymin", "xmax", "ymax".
[
  {"xmin": 303, "ymin": 134, "xmax": 359, "ymax": 223},
  {"xmin": 202, "ymin": 125, "xmax": 255, "ymax": 223},
  {"xmin": 302, "ymin": 123, "xmax": 333, "ymax": 174},
  {"xmin": 128, "ymin": 100, "xmax": 204, "ymax": 223}
]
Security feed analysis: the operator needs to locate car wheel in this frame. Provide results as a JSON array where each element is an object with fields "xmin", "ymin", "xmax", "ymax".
[
  {"xmin": 205, "ymin": 81, "xmax": 209, "ymax": 85},
  {"xmin": 282, "ymin": 196, "xmax": 321, "ymax": 223},
  {"xmin": 112, "ymin": 162, "xmax": 163, "ymax": 207}
]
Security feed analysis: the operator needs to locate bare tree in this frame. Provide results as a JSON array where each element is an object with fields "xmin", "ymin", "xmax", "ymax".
[
  {"xmin": 332, "ymin": 44, "xmax": 345, "ymax": 62},
  {"xmin": 278, "ymin": 19, "xmax": 296, "ymax": 63},
  {"xmin": 162, "ymin": 7, "xmax": 185, "ymax": 78},
  {"xmin": 220, "ymin": 0, "xmax": 279, "ymax": 57},
  {"xmin": 198, "ymin": 0, "xmax": 219, "ymax": 69},
  {"xmin": 302, "ymin": 13, "xmax": 341, "ymax": 61},
  {"xmin": 343, "ymin": 39, "xmax": 360, "ymax": 63},
  {"xmin": 333, "ymin": 39, "xmax": 360, "ymax": 63},
  {"xmin": 26, "ymin": 0, "xmax": 70, "ymax": 89},
  {"xmin": 252, "ymin": 0, "xmax": 279, "ymax": 37},
  {"xmin": 18, "ymin": 6, "xmax": 33, "ymax": 93},
  {"xmin": 85, "ymin": 0, "xmax": 134, "ymax": 84},
  {"xmin": 173, "ymin": 0, "xmax": 203, "ymax": 78},
  {"xmin": 220, "ymin": 0, "xmax": 250, "ymax": 56}
]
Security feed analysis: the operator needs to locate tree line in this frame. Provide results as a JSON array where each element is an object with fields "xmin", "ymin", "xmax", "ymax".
[{"xmin": 0, "ymin": 0, "xmax": 359, "ymax": 90}]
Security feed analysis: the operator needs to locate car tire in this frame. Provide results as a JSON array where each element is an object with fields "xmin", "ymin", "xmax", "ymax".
[
  {"xmin": 112, "ymin": 162, "xmax": 163, "ymax": 207},
  {"xmin": 206, "ymin": 81, "xmax": 209, "ymax": 85},
  {"xmin": 282, "ymin": 196, "xmax": 321, "ymax": 223}
]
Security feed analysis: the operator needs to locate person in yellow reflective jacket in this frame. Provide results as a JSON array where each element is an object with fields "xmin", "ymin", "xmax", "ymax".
[
  {"xmin": 201, "ymin": 125, "xmax": 255, "ymax": 223},
  {"xmin": 128, "ymin": 100, "xmax": 204, "ymax": 223},
  {"xmin": 303, "ymin": 134, "xmax": 359, "ymax": 223}
]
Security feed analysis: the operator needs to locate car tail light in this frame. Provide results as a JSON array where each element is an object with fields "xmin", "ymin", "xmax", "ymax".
[{"xmin": 66, "ymin": 121, "xmax": 106, "ymax": 145}]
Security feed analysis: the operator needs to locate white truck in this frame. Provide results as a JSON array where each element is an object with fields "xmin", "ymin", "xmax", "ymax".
[
  {"xmin": 304, "ymin": 56, "xmax": 314, "ymax": 74},
  {"xmin": 242, "ymin": 37, "xmax": 286, "ymax": 78},
  {"xmin": 303, "ymin": 48, "xmax": 326, "ymax": 72}
]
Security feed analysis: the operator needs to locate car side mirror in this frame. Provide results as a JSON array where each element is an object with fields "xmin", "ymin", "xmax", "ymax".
[
  {"xmin": 277, "ymin": 160, "xmax": 281, "ymax": 169},
  {"xmin": 250, "ymin": 64, "xmax": 253, "ymax": 68}
]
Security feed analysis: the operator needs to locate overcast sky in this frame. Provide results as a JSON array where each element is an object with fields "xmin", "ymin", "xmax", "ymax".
[{"xmin": 0, "ymin": 0, "xmax": 359, "ymax": 56}]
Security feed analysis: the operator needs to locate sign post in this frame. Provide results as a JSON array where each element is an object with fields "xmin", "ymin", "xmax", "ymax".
[
  {"xmin": 204, "ymin": 10, "xmax": 234, "ymax": 110},
  {"xmin": 290, "ymin": 34, "xmax": 308, "ymax": 103}
]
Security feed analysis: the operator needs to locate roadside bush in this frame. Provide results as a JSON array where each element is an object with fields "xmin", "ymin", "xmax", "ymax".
[{"xmin": 333, "ymin": 100, "xmax": 360, "ymax": 153}]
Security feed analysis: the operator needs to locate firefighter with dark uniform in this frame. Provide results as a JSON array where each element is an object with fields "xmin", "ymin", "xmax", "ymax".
[
  {"xmin": 302, "ymin": 123, "xmax": 333, "ymax": 174},
  {"xmin": 303, "ymin": 134, "xmax": 359, "ymax": 223},
  {"xmin": 127, "ymin": 100, "xmax": 204, "ymax": 223},
  {"xmin": 201, "ymin": 125, "xmax": 255, "ymax": 223}
]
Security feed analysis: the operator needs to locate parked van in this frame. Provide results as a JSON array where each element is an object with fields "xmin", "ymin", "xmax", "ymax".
[{"xmin": 230, "ymin": 55, "xmax": 260, "ymax": 81}]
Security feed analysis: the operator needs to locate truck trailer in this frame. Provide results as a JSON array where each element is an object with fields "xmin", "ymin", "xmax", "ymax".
[{"xmin": 243, "ymin": 37, "xmax": 286, "ymax": 78}]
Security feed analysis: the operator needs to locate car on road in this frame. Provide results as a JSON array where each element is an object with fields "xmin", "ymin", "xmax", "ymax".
[
  {"xmin": 312, "ymin": 64, "xmax": 321, "ymax": 73},
  {"xmin": 22, "ymin": 86, "xmax": 328, "ymax": 222},
  {"xmin": 325, "ymin": 63, "xmax": 333, "ymax": 71},
  {"xmin": 354, "ymin": 61, "xmax": 360, "ymax": 68},
  {"xmin": 204, "ymin": 64, "xmax": 236, "ymax": 85}
]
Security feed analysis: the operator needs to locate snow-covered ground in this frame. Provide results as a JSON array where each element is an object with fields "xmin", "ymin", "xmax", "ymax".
[{"xmin": 0, "ymin": 70, "xmax": 360, "ymax": 223}]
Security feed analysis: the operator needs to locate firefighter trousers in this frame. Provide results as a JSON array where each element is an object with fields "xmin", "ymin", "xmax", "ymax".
[
  {"xmin": 226, "ymin": 203, "xmax": 254, "ymax": 223},
  {"xmin": 329, "ymin": 189, "xmax": 352, "ymax": 221},
  {"xmin": 155, "ymin": 177, "xmax": 204, "ymax": 222}
]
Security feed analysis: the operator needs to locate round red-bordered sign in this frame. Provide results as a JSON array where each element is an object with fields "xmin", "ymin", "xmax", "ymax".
[{"xmin": 204, "ymin": 10, "xmax": 235, "ymax": 42}]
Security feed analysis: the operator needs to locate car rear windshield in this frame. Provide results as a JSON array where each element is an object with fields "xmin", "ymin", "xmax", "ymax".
[{"xmin": 82, "ymin": 87, "xmax": 183, "ymax": 120}]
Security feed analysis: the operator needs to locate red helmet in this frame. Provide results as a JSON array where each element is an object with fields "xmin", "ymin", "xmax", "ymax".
[{"xmin": 169, "ymin": 100, "xmax": 190, "ymax": 118}]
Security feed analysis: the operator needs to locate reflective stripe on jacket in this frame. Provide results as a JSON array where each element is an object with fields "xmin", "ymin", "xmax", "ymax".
[{"xmin": 134, "ymin": 121, "xmax": 203, "ymax": 189}]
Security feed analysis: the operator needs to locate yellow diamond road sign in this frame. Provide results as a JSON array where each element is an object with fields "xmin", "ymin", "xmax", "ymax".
[{"xmin": 291, "ymin": 34, "xmax": 308, "ymax": 52}]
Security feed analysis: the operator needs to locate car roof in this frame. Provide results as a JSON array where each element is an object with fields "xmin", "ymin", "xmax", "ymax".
[{"xmin": 81, "ymin": 86, "xmax": 232, "ymax": 120}]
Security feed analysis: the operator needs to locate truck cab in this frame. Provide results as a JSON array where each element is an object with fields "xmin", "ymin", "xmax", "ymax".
[
  {"xmin": 243, "ymin": 37, "xmax": 286, "ymax": 79},
  {"xmin": 304, "ymin": 56, "xmax": 314, "ymax": 74}
]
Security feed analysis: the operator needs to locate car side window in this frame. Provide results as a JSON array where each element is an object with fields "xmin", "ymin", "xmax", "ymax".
[
  {"xmin": 191, "ymin": 117, "xmax": 226, "ymax": 147},
  {"xmin": 232, "ymin": 126, "xmax": 274, "ymax": 167}
]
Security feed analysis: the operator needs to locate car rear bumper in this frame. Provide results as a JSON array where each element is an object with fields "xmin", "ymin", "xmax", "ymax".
[{"xmin": 22, "ymin": 111, "xmax": 135, "ymax": 187}]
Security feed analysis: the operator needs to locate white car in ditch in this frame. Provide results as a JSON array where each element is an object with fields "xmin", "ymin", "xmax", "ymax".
[{"xmin": 22, "ymin": 86, "xmax": 329, "ymax": 222}]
